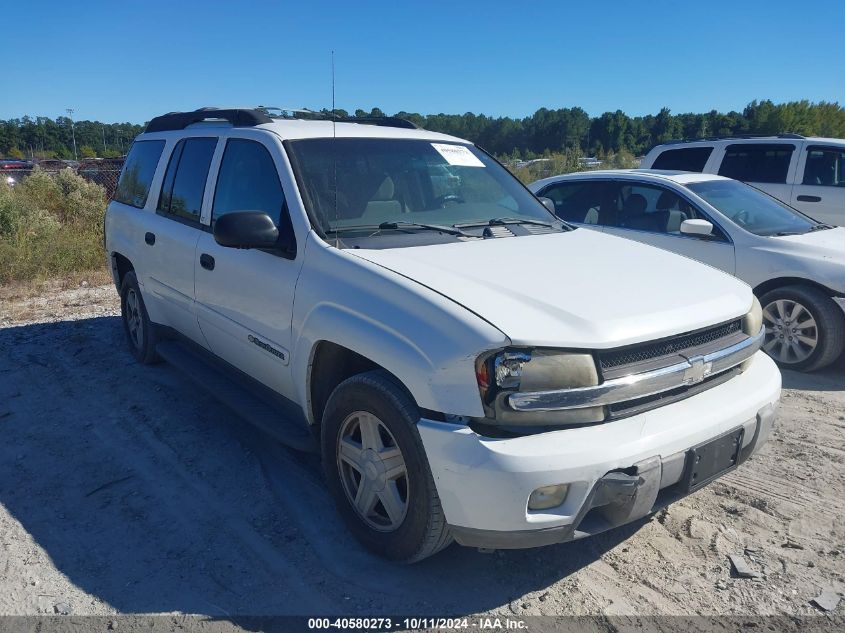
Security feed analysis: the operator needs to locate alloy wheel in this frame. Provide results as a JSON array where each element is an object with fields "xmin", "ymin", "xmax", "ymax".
[
  {"xmin": 125, "ymin": 288, "xmax": 143, "ymax": 350},
  {"xmin": 336, "ymin": 411, "xmax": 409, "ymax": 532},
  {"xmin": 762, "ymin": 298, "xmax": 818, "ymax": 365}
]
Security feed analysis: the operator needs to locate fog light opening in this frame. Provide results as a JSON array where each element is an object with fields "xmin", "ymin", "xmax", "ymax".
[{"xmin": 528, "ymin": 484, "xmax": 570, "ymax": 511}]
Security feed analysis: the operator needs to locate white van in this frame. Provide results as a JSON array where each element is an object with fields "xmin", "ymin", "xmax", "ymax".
[{"xmin": 641, "ymin": 136, "xmax": 845, "ymax": 226}]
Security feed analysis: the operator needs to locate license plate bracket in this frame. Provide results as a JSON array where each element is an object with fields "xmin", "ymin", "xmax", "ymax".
[{"xmin": 683, "ymin": 426, "xmax": 744, "ymax": 492}]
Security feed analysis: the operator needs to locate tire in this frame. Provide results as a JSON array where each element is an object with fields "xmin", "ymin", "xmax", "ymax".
[
  {"xmin": 321, "ymin": 370, "xmax": 452, "ymax": 563},
  {"xmin": 119, "ymin": 271, "xmax": 159, "ymax": 364},
  {"xmin": 760, "ymin": 284, "xmax": 845, "ymax": 372}
]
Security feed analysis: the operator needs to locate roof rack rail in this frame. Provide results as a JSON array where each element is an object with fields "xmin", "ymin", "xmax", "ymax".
[
  {"xmin": 660, "ymin": 132, "xmax": 806, "ymax": 146},
  {"xmin": 145, "ymin": 107, "xmax": 421, "ymax": 132},
  {"xmin": 145, "ymin": 108, "xmax": 273, "ymax": 133}
]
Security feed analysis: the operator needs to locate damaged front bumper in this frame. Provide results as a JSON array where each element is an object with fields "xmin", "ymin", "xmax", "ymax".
[
  {"xmin": 418, "ymin": 351, "xmax": 781, "ymax": 550},
  {"xmin": 448, "ymin": 402, "xmax": 776, "ymax": 549}
]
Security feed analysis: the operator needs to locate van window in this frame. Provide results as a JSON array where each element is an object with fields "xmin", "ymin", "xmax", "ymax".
[
  {"xmin": 803, "ymin": 146, "xmax": 845, "ymax": 187},
  {"xmin": 157, "ymin": 138, "xmax": 218, "ymax": 222},
  {"xmin": 212, "ymin": 139, "xmax": 285, "ymax": 224},
  {"xmin": 651, "ymin": 147, "xmax": 713, "ymax": 172},
  {"xmin": 113, "ymin": 140, "xmax": 165, "ymax": 208},
  {"xmin": 717, "ymin": 143, "xmax": 794, "ymax": 184}
]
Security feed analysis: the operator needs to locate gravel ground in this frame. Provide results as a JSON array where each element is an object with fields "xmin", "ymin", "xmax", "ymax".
[{"xmin": 0, "ymin": 282, "xmax": 843, "ymax": 628}]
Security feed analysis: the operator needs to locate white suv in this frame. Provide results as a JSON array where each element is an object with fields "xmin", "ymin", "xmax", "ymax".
[
  {"xmin": 641, "ymin": 135, "xmax": 845, "ymax": 226},
  {"xmin": 105, "ymin": 108, "xmax": 781, "ymax": 562}
]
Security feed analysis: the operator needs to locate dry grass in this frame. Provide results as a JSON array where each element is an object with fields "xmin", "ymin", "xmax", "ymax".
[{"xmin": 0, "ymin": 167, "xmax": 109, "ymax": 285}]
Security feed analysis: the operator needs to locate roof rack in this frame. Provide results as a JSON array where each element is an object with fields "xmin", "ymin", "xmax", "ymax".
[
  {"xmin": 145, "ymin": 108, "xmax": 274, "ymax": 133},
  {"xmin": 660, "ymin": 133, "xmax": 805, "ymax": 146},
  {"xmin": 145, "ymin": 107, "xmax": 420, "ymax": 133}
]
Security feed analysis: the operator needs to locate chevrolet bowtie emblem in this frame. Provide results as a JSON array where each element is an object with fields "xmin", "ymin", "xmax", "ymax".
[{"xmin": 683, "ymin": 356, "xmax": 712, "ymax": 385}]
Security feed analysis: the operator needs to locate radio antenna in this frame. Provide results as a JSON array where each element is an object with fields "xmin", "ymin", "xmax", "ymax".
[{"xmin": 331, "ymin": 50, "xmax": 339, "ymax": 248}]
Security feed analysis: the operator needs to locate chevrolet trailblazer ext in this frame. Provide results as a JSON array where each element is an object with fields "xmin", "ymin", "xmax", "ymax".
[{"xmin": 104, "ymin": 108, "xmax": 781, "ymax": 563}]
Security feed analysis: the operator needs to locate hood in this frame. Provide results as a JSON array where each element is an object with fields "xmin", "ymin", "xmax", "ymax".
[
  {"xmin": 760, "ymin": 227, "xmax": 845, "ymax": 293},
  {"xmin": 769, "ymin": 227, "xmax": 845, "ymax": 261},
  {"xmin": 350, "ymin": 229, "xmax": 753, "ymax": 348}
]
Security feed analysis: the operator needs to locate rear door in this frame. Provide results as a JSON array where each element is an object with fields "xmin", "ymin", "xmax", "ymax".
[
  {"xmin": 600, "ymin": 180, "xmax": 736, "ymax": 274},
  {"xmin": 142, "ymin": 136, "xmax": 218, "ymax": 346},
  {"xmin": 792, "ymin": 144, "xmax": 845, "ymax": 226},
  {"xmin": 194, "ymin": 132, "xmax": 304, "ymax": 399}
]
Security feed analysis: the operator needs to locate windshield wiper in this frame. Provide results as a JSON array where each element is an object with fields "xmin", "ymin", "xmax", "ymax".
[
  {"xmin": 455, "ymin": 217, "xmax": 560, "ymax": 229},
  {"xmin": 326, "ymin": 222, "xmax": 469, "ymax": 237},
  {"xmin": 810, "ymin": 223, "xmax": 834, "ymax": 231},
  {"xmin": 377, "ymin": 221, "xmax": 472, "ymax": 238}
]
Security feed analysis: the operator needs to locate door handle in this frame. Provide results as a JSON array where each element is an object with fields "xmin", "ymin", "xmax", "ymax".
[
  {"xmin": 796, "ymin": 195, "xmax": 822, "ymax": 203},
  {"xmin": 200, "ymin": 253, "xmax": 215, "ymax": 271},
  {"xmin": 144, "ymin": 232, "xmax": 156, "ymax": 245}
]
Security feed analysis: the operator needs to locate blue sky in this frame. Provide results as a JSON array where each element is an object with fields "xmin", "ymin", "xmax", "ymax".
[{"xmin": 3, "ymin": 0, "xmax": 844, "ymax": 124}]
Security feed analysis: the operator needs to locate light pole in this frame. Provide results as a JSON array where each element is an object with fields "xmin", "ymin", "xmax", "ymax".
[{"xmin": 66, "ymin": 108, "xmax": 78, "ymax": 161}]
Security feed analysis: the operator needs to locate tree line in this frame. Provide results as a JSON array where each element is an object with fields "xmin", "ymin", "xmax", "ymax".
[{"xmin": 2, "ymin": 99, "xmax": 843, "ymax": 161}]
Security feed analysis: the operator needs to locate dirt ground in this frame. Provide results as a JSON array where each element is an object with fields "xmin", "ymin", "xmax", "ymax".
[{"xmin": 0, "ymin": 282, "xmax": 843, "ymax": 627}]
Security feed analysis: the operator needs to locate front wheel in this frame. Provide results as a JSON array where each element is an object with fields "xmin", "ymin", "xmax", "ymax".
[
  {"xmin": 321, "ymin": 370, "xmax": 452, "ymax": 563},
  {"xmin": 760, "ymin": 285, "xmax": 845, "ymax": 372}
]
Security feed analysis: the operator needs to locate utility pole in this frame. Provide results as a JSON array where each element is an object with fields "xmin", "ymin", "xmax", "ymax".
[
  {"xmin": 102, "ymin": 125, "xmax": 107, "ymax": 155},
  {"xmin": 66, "ymin": 108, "xmax": 78, "ymax": 161}
]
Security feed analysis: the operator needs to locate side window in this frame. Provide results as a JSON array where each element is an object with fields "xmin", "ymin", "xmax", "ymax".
[
  {"xmin": 718, "ymin": 143, "xmax": 794, "ymax": 184},
  {"xmin": 157, "ymin": 137, "xmax": 217, "ymax": 223},
  {"xmin": 540, "ymin": 181, "xmax": 608, "ymax": 224},
  {"xmin": 651, "ymin": 147, "xmax": 713, "ymax": 172},
  {"xmin": 212, "ymin": 139, "xmax": 285, "ymax": 224},
  {"xmin": 609, "ymin": 183, "xmax": 718, "ymax": 237},
  {"xmin": 114, "ymin": 140, "xmax": 165, "ymax": 208},
  {"xmin": 803, "ymin": 146, "xmax": 845, "ymax": 187}
]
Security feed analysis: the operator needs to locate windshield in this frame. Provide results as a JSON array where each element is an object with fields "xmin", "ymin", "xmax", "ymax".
[
  {"xmin": 686, "ymin": 179, "xmax": 817, "ymax": 236},
  {"xmin": 287, "ymin": 138, "xmax": 556, "ymax": 235}
]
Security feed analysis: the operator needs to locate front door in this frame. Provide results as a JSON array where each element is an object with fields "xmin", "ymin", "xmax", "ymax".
[
  {"xmin": 600, "ymin": 181, "xmax": 736, "ymax": 275},
  {"xmin": 194, "ymin": 135, "xmax": 304, "ymax": 400}
]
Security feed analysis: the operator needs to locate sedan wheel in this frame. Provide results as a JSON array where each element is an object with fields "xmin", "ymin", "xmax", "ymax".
[
  {"xmin": 762, "ymin": 298, "xmax": 818, "ymax": 364},
  {"xmin": 336, "ymin": 411, "xmax": 409, "ymax": 532},
  {"xmin": 759, "ymin": 285, "xmax": 845, "ymax": 372}
]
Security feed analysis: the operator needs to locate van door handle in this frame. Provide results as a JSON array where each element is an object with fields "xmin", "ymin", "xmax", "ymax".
[
  {"xmin": 797, "ymin": 195, "xmax": 822, "ymax": 203},
  {"xmin": 200, "ymin": 253, "xmax": 215, "ymax": 271},
  {"xmin": 144, "ymin": 232, "xmax": 156, "ymax": 245}
]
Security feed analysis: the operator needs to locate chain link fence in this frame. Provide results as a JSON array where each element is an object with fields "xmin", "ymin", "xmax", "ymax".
[{"xmin": 2, "ymin": 159, "xmax": 123, "ymax": 198}]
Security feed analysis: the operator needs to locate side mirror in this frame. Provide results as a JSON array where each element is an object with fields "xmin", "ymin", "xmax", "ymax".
[
  {"xmin": 538, "ymin": 196, "xmax": 556, "ymax": 214},
  {"xmin": 680, "ymin": 218, "xmax": 714, "ymax": 237},
  {"xmin": 213, "ymin": 211, "xmax": 280, "ymax": 249}
]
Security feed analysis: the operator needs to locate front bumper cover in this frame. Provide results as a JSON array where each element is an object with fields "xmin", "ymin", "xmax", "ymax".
[{"xmin": 450, "ymin": 401, "xmax": 777, "ymax": 550}]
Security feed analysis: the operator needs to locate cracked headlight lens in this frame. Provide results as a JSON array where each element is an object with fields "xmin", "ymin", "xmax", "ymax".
[{"xmin": 476, "ymin": 348, "xmax": 602, "ymax": 426}]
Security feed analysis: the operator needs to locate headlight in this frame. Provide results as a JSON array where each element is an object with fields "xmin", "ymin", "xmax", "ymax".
[
  {"xmin": 743, "ymin": 295, "xmax": 763, "ymax": 337},
  {"xmin": 741, "ymin": 296, "xmax": 763, "ymax": 370},
  {"xmin": 476, "ymin": 348, "xmax": 602, "ymax": 426}
]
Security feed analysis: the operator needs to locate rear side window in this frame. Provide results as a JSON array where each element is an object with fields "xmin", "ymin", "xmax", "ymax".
[
  {"xmin": 212, "ymin": 139, "xmax": 285, "ymax": 224},
  {"xmin": 651, "ymin": 147, "xmax": 713, "ymax": 172},
  {"xmin": 718, "ymin": 143, "xmax": 794, "ymax": 184},
  {"xmin": 803, "ymin": 146, "xmax": 845, "ymax": 187},
  {"xmin": 157, "ymin": 138, "xmax": 217, "ymax": 222},
  {"xmin": 114, "ymin": 140, "xmax": 165, "ymax": 208}
]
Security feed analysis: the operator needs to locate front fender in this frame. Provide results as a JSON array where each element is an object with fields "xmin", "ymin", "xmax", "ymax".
[{"xmin": 291, "ymin": 235, "xmax": 509, "ymax": 423}]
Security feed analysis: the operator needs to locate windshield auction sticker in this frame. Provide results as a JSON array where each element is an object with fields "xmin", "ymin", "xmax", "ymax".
[{"xmin": 431, "ymin": 143, "xmax": 485, "ymax": 167}]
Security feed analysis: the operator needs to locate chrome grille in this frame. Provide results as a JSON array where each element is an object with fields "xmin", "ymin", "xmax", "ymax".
[{"xmin": 598, "ymin": 319, "xmax": 743, "ymax": 371}]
